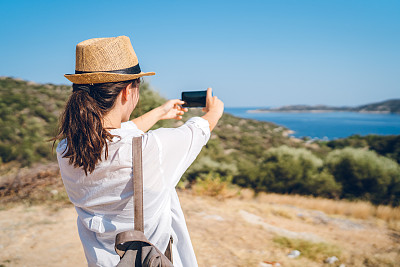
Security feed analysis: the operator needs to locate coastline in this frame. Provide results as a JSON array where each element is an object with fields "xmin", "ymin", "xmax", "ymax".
[
  {"xmin": 225, "ymin": 107, "xmax": 400, "ymax": 140},
  {"xmin": 248, "ymin": 109, "xmax": 394, "ymax": 114}
]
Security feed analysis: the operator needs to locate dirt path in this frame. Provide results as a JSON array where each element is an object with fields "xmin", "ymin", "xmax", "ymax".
[
  {"xmin": 0, "ymin": 205, "xmax": 84, "ymax": 267},
  {"xmin": 1, "ymin": 191, "xmax": 399, "ymax": 267}
]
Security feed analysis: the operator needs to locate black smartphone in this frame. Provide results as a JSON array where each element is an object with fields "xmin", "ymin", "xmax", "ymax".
[{"xmin": 181, "ymin": 90, "xmax": 208, "ymax": 108}]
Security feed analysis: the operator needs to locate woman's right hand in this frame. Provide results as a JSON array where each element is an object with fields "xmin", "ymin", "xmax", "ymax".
[
  {"xmin": 201, "ymin": 88, "xmax": 224, "ymax": 131},
  {"xmin": 202, "ymin": 88, "xmax": 224, "ymax": 119}
]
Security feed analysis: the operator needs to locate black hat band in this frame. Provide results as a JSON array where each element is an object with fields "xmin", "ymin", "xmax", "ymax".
[{"xmin": 75, "ymin": 64, "xmax": 141, "ymax": 75}]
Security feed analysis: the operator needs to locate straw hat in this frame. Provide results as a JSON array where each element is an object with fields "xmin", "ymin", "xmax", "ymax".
[{"xmin": 64, "ymin": 36, "xmax": 155, "ymax": 84}]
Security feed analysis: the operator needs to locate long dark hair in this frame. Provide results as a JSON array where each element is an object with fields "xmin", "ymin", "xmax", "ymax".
[{"xmin": 52, "ymin": 78, "xmax": 140, "ymax": 175}]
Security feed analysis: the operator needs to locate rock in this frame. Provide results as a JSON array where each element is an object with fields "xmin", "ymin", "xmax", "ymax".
[
  {"xmin": 50, "ymin": 189, "xmax": 58, "ymax": 195},
  {"xmin": 324, "ymin": 256, "xmax": 339, "ymax": 264},
  {"xmin": 203, "ymin": 214, "xmax": 224, "ymax": 221},
  {"xmin": 260, "ymin": 262, "xmax": 281, "ymax": 267},
  {"xmin": 239, "ymin": 210, "xmax": 324, "ymax": 242},
  {"xmin": 287, "ymin": 250, "xmax": 300, "ymax": 258}
]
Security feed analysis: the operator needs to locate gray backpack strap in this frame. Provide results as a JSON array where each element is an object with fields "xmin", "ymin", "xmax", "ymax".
[
  {"xmin": 133, "ymin": 136, "xmax": 144, "ymax": 232},
  {"xmin": 132, "ymin": 136, "xmax": 173, "ymax": 263}
]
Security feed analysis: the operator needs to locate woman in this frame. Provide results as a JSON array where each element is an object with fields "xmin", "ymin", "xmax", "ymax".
[{"xmin": 54, "ymin": 36, "xmax": 224, "ymax": 267}]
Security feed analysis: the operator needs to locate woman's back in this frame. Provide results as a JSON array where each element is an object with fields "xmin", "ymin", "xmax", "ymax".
[{"xmin": 57, "ymin": 118, "xmax": 211, "ymax": 266}]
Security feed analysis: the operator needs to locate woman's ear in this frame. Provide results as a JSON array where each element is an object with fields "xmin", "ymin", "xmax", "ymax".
[
  {"xmin": 121, "ymin": 84, "xmax": 133, "ymax": 101},
  {"xmin": 121, "ymin": 87, "xmax": 128, "ymax": 101}
]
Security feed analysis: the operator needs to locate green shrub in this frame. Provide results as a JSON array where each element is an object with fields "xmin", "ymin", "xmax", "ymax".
[
  {"xmin": 259, "ymin": 146, "xmax": 323, "ymax": 193},
  {"xmin": 306, "ymin": 170, "xmax": 342, "ymax": 198},
  {"xmin": 232, "ymin": 157, "xmax": 261, "ymax": 190},
  {"xmin": 233, "ymin": 146, "xmax": 342, "ymax": 197},
  {"xmin": 183, "ymin": 155, "xmax": 238, "ymax": 183},
  {"xmin": 326, "ymin": 134, "xmax": 400, "ymax": 164},
  {"xmin": 258, "ymin": 146, "xmax": 341, "ymax": 197},
  {"xmin": 324, "ymin": 148, "xmax": 400, "ymax": 205}
]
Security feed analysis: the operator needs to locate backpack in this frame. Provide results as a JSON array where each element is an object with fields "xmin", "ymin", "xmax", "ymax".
[{"xmin": 114, "ymin": 137, "xmax": 174, "ymax": 267}]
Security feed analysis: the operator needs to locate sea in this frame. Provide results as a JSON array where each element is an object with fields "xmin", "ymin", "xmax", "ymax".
[{"xmin": 224, "ymin": 107, "xmax": 400, "ymax": 140}]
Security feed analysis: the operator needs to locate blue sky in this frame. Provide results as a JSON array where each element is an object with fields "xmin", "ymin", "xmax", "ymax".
[{"xmin": 0, "ymin": 0, "xmax": 399, "ymax": 107}]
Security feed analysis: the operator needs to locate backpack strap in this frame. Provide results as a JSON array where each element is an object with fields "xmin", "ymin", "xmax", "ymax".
[
  {"xmin": 132, "ymin": 137, "xmax": 144, "ymax": 232},
  {"xmin": 132, "ymin": 136, "xmax": 173, "ymax": 262},
  {"xmin": 132, "ymin": 136, "xmax": 173, "ymax": 263}
]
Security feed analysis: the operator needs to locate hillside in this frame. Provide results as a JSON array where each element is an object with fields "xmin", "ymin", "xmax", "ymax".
[
  {"xmin": 0, "ymin": 76, "xmax": 303, "ymax": 174},
  {"xmin": 0, "ymin": 77, "xmax": 70, "ymax": 166},
  {"xmin": 356, "ymin": 99, "xmax": 400, "ymax": 114},
  {"xmin": 252, "ymin": 99, "xmax": 400, "ymax": 114},
  {"xmin": 1, "ymin": 77, "xmax": 400, "ymax": 207}
]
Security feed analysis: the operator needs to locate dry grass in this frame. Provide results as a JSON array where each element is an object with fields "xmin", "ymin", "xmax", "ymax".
[
  {"xmin": 191, "ymin": 173, "xmax": 240, "ymax": 200},
  {"xmin": 2, "ymin": 189, "xmax": 399, "ymax": 266},
  {"xmin": 184, "ymin": 190, "xmax": 400, "ymax": 267},
  {"xmin": 375, "ymin": 205, "xmax": 400, "ymax": 220},
  {"xmin": 271, "ymin": 208, "xmax": 294, "ymax": 219},
  {"xmin": 273, "ymin": 236, "xmax": 342, "ymax": 262},
  {"xmin": 190, "ymin": 179, "xmax": 400, "ymax": 230},
  {"xmin": 256, "ymin": 192, "xmax": 400, "ymax": 228}
]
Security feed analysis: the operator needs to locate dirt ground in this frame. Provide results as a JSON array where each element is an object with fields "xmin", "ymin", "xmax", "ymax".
[{"xmin": 1, "ymin": 190, "xmax": 399, "ymax": 267}]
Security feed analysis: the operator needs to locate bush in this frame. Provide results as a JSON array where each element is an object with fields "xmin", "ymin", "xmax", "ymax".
[
  {"xmin": 234, "ymin": 146, "xmax": 342, "ymax": 198},
  {"xmin": 192, "ymin": 172, "xmax": 238, "ymax": 199},
  {"xmin": 259, "ymin": 146, "xmax": 341, "ymax": 196},
  {"xmin": 232, "ymin": 157, "xmax": 260, "ymax": 190},
  {"xmin": 325, "ymin": 148, "xmax": 400, "ymax": 205},
  {"xmin": 183, "ymin": 155, "xmax": 238, "ymax": 183},
  {"xmin": 326, "ymin": 134, "xmax": 400, "ymax": 164},
  {"xmin": 306, "ymin": 170, "xmax": 342, "ymax": 198}
]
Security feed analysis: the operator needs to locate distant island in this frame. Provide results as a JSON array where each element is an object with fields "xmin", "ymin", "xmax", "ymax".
[{"xmin": 250, "ymin": 99, "xmax": 400, "ymax": 114}]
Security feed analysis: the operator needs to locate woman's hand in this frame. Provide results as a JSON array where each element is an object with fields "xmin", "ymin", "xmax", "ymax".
[
  {"xmin": 201, "ymin": 88, "xmax": 224, "ymax": 131},
  {"xmin": 159, "ymin": 99, "xmax": 188, "ymax": 120},
  {"xmin": 202, "ymin": 88, "xmax": 224, "ymax": 118},
  {"xmin": 132, "ymin": 99, "xmax": 188, "ymax": 132}
]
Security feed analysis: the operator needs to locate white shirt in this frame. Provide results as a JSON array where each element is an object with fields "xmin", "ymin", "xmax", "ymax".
[{"xmin": 56, "ymin": 117, "xmax": 210, "ymax": 267}]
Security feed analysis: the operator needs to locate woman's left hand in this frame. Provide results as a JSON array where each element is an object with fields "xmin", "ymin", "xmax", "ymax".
[{"xmin": 159, "ymin": 99, "xmax": 188, "ymax": 120}]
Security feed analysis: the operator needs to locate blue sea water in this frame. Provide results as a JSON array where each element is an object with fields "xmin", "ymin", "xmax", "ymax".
[{"xmin": 224, "ymin": 107, "xmax": 400, "ymax": 140}]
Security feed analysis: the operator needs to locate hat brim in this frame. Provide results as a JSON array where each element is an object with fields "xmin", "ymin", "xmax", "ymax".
[{"xmin": 64, "ymin": 71, "xmax": 155, "ymax": 84}]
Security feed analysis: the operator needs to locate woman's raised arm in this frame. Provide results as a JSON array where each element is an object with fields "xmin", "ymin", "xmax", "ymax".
[
  {"xmin": 131, "ymin": 99, "xmax": 188, "ymax": 132},
  {"xmin": 133, "ymin": 87, "xmax": 223, "ymax": 133}
]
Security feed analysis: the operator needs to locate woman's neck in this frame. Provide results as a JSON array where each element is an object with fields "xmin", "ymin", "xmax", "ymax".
[{"xmin": 102, "ymin": 108, "xmax": 123, "ymax": 130}]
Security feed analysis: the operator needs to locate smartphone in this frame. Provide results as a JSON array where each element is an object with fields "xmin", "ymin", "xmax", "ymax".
[{"xmin": 181, "ymin": 90, "xmax": 208, "ymax": 108}]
